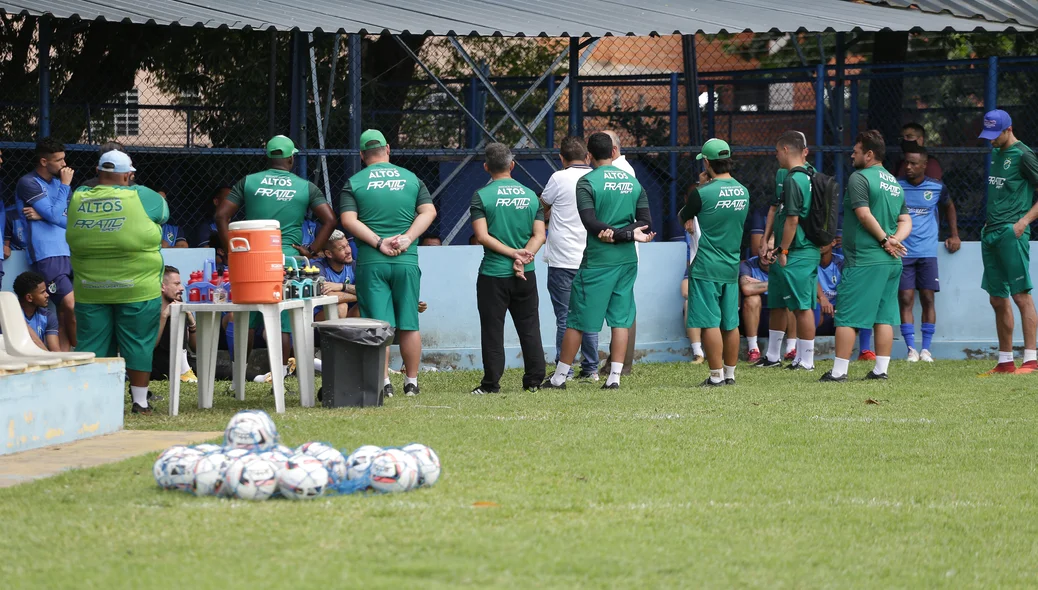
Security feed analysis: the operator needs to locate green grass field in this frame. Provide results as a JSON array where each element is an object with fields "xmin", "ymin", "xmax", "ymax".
[{"xmin": 2, "ymin": 360, "xmax": 1037, "ymax": 588}]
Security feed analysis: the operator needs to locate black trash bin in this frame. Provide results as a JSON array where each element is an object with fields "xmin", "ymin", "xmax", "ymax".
[{"xmin": 314, "ymin": 318, "xmax": 395, "ymax": 407}]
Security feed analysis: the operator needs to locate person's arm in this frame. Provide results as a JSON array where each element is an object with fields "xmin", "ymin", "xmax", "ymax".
[
  {"xmin": 678, "ymin": 188, "xmax": 702, "ymax": 224},
  {"xmin": 575, "ymin": 178, "xmax": 614, "ymax": 237},
  {"xmin": 612, "ymin": 188, "xmax": 652, "ymax": 242},
  {"xmin": 1012, "ymin": 149, "xmax": 1038, "ymax": 237},
  {"xmin": 817, "ymin": 283, "xmax": 833, "ymax": 316},
  {"xmin": 539, "ymin": 176, "xmax": 560, "ymax": 224},
  {"xmin": 401, "ymin": 181, "xmax": 437, "ymax": 246},
  {"xmin": 300, "ymin": 183, "xmax": 336, "ymax": 255},
  {"xmin": 938, "ymin": 185, "xmax": 960, "ymax": 253},
  {"xmin": 739, "ymin": 274, "xmax": 768, "ymax": 296},
  {"xmin": 43, "ymin": 311, "xmax": 60, "ymax": 351},
  {"xmin": 470, "ymin": 191, "xmax": 523, "ymax": 259},
  {"xmin": 762, "ymin": 206, "xmax": 777, "ymax": 258},
  {"xmin": 26, "ymin": 323, "xmax": 47, "ymax": 351},
  {"xmin": 217, "ymin": 179, "xmax": 245, "ymax": 252},
  {"xmin": 137, "ymin": 187, "xmax": 170, "ymax": 224},
  {"xmin": 778, "ymin": 175, "xmax": 804, "ymax": 252}
]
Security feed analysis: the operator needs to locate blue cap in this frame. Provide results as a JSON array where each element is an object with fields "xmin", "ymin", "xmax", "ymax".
[
  {"xmin": 97, "ymin": 150, "xmax": 136, "ymax": 173},
  {"xmin": 979, "ymin": 109, "xmax": 1012, "ymax": 140}
]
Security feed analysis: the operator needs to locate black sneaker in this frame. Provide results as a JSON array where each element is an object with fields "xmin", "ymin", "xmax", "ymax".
[
  {"xmin": 404, "ymin": 383, "xmax": 420, "ymax": 397},
  {"xmin": 864, "ymin": 371, "xmax": 888, "ymax": 380},
  {"xmin": 724, "ymin": 378, "xmax": 736, "ymax": 386},
  {"xmin": 524, "ymin": 386, "xmax": 539, "ymax": 393},
  {"xmin": 131, "ymin": 402, "xmax": 153, "ymax": 415},
  {"xmin": 699, "ymin": 378, "xmax": 726, "ymax": 387},
  {"xmin": 819, "ymin": 371, "xmax": 847, "ymax": 383},
  {"xmin": 146, "ymin": 390, "xmax": 165, "ymax": 402},
  {"xmin": 471, "ymin": 386, "xmax": 498, "ymax": 395},
  {"xmin": 383, "ymin": 383, "xmax": 394, "ymax": 398},
  {"xmin": 785, "ymin": 362, "xmax": 815, "ymax": 372},
  {"xmin": 601, "ymin": 382, "xmax": 619, "ymax": 390},
  {"xmin": 576, "ymin": 370, "xmax": 600, "ymax": 382},
  {"xmin": 540, "ymin": 378, "xmax": 566, "ymax": 390},
  {"xmin": 755, "ymin": 358, "xmax": 783, "ymax": 368}
]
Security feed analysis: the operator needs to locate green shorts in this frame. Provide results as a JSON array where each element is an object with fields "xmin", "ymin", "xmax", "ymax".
[
  {"xmin": 768, "ymin": 255, "xmax": 819, "ymax": 311},
  {"xmin": 835, "ymin": 265, "xmax": 901, "ymax": 329},
  {"xmin": 567, "ymin": 263, "xmax": 637, "ymax": 333},
  {"xmin": 981, "ymin": 224, "xmax": 1032, "ymax": 298},
  {"xmin": 356, "ymin": 263, "xmax": 421, "ymax": 331},
  {"xmin": 248, "ymin": 310, "xmax": 292, "ymax": 334},
  {"xmin": 75, "ymin": 297, "xmax": 162, "ymax": 373},
  {"xmin": 686, "ymin": 278, "xmax": 740, "ymax": 331}
]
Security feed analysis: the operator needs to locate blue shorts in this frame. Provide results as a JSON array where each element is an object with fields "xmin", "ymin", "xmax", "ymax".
[
  {"xmin": 899, "ymin": 257, "xmax": 939, "ymax": 292},
  {"xmin": 36, "ymin": 256, "xmax": 74, "ymax": 301}
]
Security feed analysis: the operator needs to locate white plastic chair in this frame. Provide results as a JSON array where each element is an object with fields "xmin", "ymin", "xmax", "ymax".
[
  {"xmin": 0, "ymin": 341, "xmax": 62, "ymax": 370},
  {"xmin": 0, "ymin": 291, "xmax": 95, "ymax": 364}
]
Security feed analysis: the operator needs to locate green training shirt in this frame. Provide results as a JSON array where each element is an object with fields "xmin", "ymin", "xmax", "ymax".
[
  {"xmin": 771, "ymin": 163, "xmax": 819, "ymax": 260},
  {"xmin": 228, "ymin": 169, "xmax": 327, "ymax": 256},
  {"xmin": 575, "ymin": 165, "xmax": 648, "ymax": 269},
  {"xmin": 470, "ymin": 178, "xmax": 544, "ymax": 278},
  {"xmin": 680, "ymin": 177, "xmax": 750, "ymax": 283},
  {"xmin": 67, "ymin": 184, "xmax": 168, "ymax": 304},
  {"xmin": 986, "ymin": 141, "xmax": 1038, "ymax": 227},
  {"xmin": 340, "ymin": 162, "xmax": 433, "ymax": 266},
  {"xmin": 843, "ymin": 164, "xmax": 908, "ymax": 268}
]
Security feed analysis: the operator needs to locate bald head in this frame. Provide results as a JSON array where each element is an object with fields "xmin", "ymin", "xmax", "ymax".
[{"xmin": 602, "ymin": 130, "xmax": 622, "ymax": 154}]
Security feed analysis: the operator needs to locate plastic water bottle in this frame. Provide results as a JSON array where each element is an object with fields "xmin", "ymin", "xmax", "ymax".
[{"xmin": 223, "ymin": 270, "xmax": 232, "ymax": 302}]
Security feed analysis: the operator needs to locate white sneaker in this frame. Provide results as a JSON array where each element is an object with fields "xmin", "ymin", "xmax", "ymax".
[
  {"xmin": 920, "ymin": 349, "xmax": 934, "ymax": 363},
  {"xmin": 907, "ymin": 347, "xmax": 920, "ymax": 362}
]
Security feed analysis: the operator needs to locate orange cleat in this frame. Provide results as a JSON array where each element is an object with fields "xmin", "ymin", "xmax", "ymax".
[
  {"xmin": 987, "ymin": 361, "xmax": 1018, "ymax": 374},
  {"xmin": 857, "ymin": 350, "xmax": 876, "ymax": 361},
  {"xmin": 1014, "ymin": 360, "xmax": 1037, "ymax": 374}
]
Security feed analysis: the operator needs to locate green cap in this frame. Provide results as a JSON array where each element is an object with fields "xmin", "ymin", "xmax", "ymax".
[
  {"xmin": 266, "ymin": 135, "xmax": 298, "ymax": 158},
  {"xmin": 359, "ymin": 129, "xmax": 388, "ymax": 150},
  {"xmin": 696, "ymin": 138, "xmax": 731, "ymax": 161}
]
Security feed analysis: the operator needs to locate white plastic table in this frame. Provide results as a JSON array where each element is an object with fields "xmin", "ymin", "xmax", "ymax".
[{"xmin": 168, "ymin": 295, "xmax": 339, "ymax": 415}]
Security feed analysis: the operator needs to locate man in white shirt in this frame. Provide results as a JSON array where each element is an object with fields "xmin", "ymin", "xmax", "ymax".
[{"xmin": 541, "ymin": 136, "xmax": 599, "ymax": 380}]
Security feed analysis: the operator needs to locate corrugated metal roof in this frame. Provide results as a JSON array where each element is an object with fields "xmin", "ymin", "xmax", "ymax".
[
  {"xmin": 856, "ymin": 0, "xmax": 1038, "ymax": 28},
  {"xmin": 0, "ymin": 0, "xmax": 1030, "ymax": 35}
]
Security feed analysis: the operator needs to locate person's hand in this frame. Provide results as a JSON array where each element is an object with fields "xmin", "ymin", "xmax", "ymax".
[
  {"xmin": 684, "ymin": 219, "xmax": 696, "ymax": 235},
  {"xmin": 2, "ymin": 243, "xmax": 9, "ymax": 260},
  {"xmin": 390, "ymin": 234, "xmax": 412, "ymax": 253},
  {"xmin": 322, "ymin": 282, "xmax": 343, "ymax": 295},
  {"xmin": 1013, "ymin": 220, "xmax": 1028, "ymax": 239},
  {"xmin": 944, "ymin": 235, "xmax": 961, "ymax": 253},
  {"xmin": 512, "ymin": 249, "xmax": 535, "ymax": 264},
  {"xmin": 513, "ymin": 258, "xmax": 527, "ymax": 281},
  {"xmin": 23, "ymin": 207, "xmax": 41, "ymax": 221},
  {"xmin": 633, "ymin": 226, "xmax": 656, "ymax": 243},
  {"xmin": 883, "ymin": 236, "xmax": 907, "ymax": 258},
  {"xmin": 777, "ymin": 251, "xmax": 787, "ymax": 267},
  {"xmin": 59, "ymin": 167, "xmax": 74, "ymax": 186},
  {"xmin": 598, "ymin": 228, "xmax": 615, "ymax": 243},
  {"xmin": 379, "ymin": 237, "xmax": 400, "ymax": 257},
  {"xmin": 417, "ymin": 301, "xmax": 428, "ymax": 313},
  {"xmin": 697, "ymin": 170, "xmax": 709, "ymax": 185},
  {"xmin": 291, "ymin": 244, "xmax": 312, "ymax": 257},
  {"xmin": 820, "ymin": 295, "xmax": 833, "ymax": 316},
  {"xmin": 760, "ymin": 247, "xmax": 778, "ymax": 265},
  {"xmin": 186, "ymin": 312, "xmax": 197, "ymax": 330}
]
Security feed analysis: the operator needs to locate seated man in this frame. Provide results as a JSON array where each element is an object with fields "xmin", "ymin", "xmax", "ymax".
[
  {"xmin": 420, "ymin": 235, "xmax": 442, "ymax": 246},
  {"xmin": 153, "ymin": 266, "xmax": 199, "ymax": 382},
  {"xmin": 158, "ymin": 191, "xmax": 189, "ymax": 248},
  {"xmin": 815, "ymin": 240, "xmax": 844, "ymax": 337},
  {"xmin": 738, "ymin": 256, "xmax": 770, "ymax": 363},
  {"xmin": 13, "ymin": 271, "xmax": 58, "ymax": 351},
  {"xmin": 301, "ymin": 216, "xmax": 319, "ymax": 252},
  {"xmin": 316, "ymin": 230, "xmax": 358, "ymax": 320}
]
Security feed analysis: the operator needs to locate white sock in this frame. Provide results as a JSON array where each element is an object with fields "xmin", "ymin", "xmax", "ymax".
[
  {"xmin": 999, "ymin": 351, "xmax": 1014, "ymax": 364},
  {"xmin": 384, "ymin": 377, "xmax": 391, "ymax": 386},
  {"xmin": 723, "ymin": 365, "xmax": 736, "ymax": 380},
  {"xmin": 1025, "ymin": 350, "xmax": 1037, "ymax": 363},
  {"xmin": 874, "ymin": 355, "xmax": 890, "ymax": 375},
  {"xmin": 747, "ymin": 336, "xmax": 759, "ymax": 352},
  {"xmin": 606, "ymin": 362, "xmax": 623, "ymax": 386},
  {"xmin": 131, "ymin": 385, "xmax": 149, "ymax": 408},
  {"xmin": 709, "ymin": 368, "xmax": 723, "ymax": 383},
  {"xmin": 832, "ymin": 357, "xmax": 850, "ymax": 378},
  {"xmin": 405, "ymin": 376, "xmax": 418, "ymax": 387},
  {"xmin": 767, "ymin": 331, "xmax": 785, "ymax": 362},
  {"xmin": 283, "ymin": 364, "xmax": 290, "ymax": 374},
  {"xmin": 798, "ymin": 339, "xmax": 815, "ymax": 369},
  {"xmin": 786, "ymin": 338, "xmax": 797, "ymax": 354},
  {"xmin": 179, "ymin": 350, "xmax": 191, "ymax": 375},
  {"xmin": 551, "ymin": 362, "xmax": 570, "ymax": 386},
  {"xmin": 691, "ymin": 342, "xmax": 704, "ymax": 356},
  {"xmin": 314, "ymin": 358, "xmax": 322, "ymax": 372}
]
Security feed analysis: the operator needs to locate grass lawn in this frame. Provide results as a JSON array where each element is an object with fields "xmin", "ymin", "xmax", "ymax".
[{"xmin": 2, "ymin": 360, "xmax": 1037, "ymax": 588}]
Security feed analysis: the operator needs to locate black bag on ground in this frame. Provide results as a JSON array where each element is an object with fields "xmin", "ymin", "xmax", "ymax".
[{"xmin": 790, "ymin": 166, "xmax": 840, "ymax": 246}]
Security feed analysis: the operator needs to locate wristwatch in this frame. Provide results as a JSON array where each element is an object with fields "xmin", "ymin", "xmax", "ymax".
[
  {"xmin": 375, "ymin": 237, "xmax": 384, "ymax": 250},
  {"xmin": 879, "ymin": 236, "xmax": 889, "ymax": 246},
  {"xmin": 781, "ymin": 248, "xmax": 789, "ymax": 255}
]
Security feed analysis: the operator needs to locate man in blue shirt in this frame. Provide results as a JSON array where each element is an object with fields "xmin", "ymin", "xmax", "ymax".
[
  {"xmin": 316, "ymin": 230, "xmax": 357, "ymax": 320},
  {"xmin": 897, "ymin": 145, "xmax": 961, "ymax": 363},
  {"xmin": 815, "ymin": 240, "xmax": 845, "ymax": 337},
  {"xmin": 15, "ymin": 138, "xmax": 76, "ymax": 350},
  {"xmin": 301, "ymin": 217, "xmax": 320, "ymax": 250},
  {"xmin": 13, "ymin": 270, "xmax": 59, "ymax": 352},
  {"xmin": 739, "ymin": 255, "xmax": 770, "ymax": 364},
  {"xmin": 158, "ymin": 191, "xmax": 188, "ymax": 248}
]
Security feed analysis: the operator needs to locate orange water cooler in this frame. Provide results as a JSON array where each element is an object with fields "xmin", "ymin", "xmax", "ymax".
[{"xmin": 227, "ymin": 220, "xmax": 284, "ymax": 303}]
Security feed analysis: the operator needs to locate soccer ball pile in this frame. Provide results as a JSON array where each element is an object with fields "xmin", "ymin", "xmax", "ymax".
[{"xmin": 153, "ymin": 410, "xmax": 441, "ymax": 501}]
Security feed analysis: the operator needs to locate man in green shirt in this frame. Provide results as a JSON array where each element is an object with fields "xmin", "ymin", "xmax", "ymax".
[
  {"xmin": 340, "ymin": 129, "xmax": 437, "ymax": 397},
  {"xmin": 679, "ymin": 139, "xmax": 749, "ymax": 387},
  {"xmin": 977, "ymin": 110, "xmax": 1038, "ymax": 374},
  {"xmin": 469, "ymin": 143, "xmax": 546, "ymax": 395},
  {"xmin": 67, "ymin": 150, "xmax": 168, "ymax": 415},
  {"xmin": 820, "ymin": 130, "xmax": 911, "ymax": 383},
  {"xmin": 760, "ymin": 130, "xmax": 821, "ymax": 370},
  {"xmin": 216, "ymin": 135, "xmax": 338, "ymax": 373},
  {"xmin": 542, "ymin": 132, "xmax": 655, "ymax": 391}
]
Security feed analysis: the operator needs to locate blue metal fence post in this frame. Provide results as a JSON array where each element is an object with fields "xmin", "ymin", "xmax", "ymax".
[
  {"xmin": 669, "ymin": 72, "xmax": 680, "ymax": 241},
  {"xmin": 984, "ymin": 56, "xmax": 999, "ymax": 193},
  {"xmin": 849, "ymin": 79, "xmax": 859, "ymax": 141},
  {"xmin": 466, "ymin": 76, "xmax": 478, "ymax": 148},
  {"xmin": 289, "ymin": 32, "xmax": 301, "ymax": 157},
  {"xmin": 546, "ymin": 75, "xmax": 556, "ymax": 146},
  {"xmin": 815, "ymin": 63, "xmax": 825, "ymax": 171},
  {"xmin": 348, "ymin": 33, "xmax": 362, "ymax": 175},
  {"xmin": 38, "ymin": 16, "xmax": 52, "ymax": 137},
  {"xmin": 296, "ymin": 33, "xmax": 308, "ymax": 177},
  {"xmin": 834, "ymin": 33, "xmax": 845, "ymax": 184},
  {"xmin": 569, "ymin": 37, "xmax": 582, "ymax": 136},
  {"xmin": 706, "ymin": 83, "xmax": 715, "ymax": 139}
]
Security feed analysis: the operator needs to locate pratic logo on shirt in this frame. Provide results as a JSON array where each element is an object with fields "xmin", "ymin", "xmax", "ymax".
[
  {"xmin": 604, "ymin": 181, "xmax": 635, "ymax": 193},
  {"xmin": 366, "ymin": 179, "xmax": 407, "ymax": 191},
  {"xmin": 496, "ymin": 197, "xmax": 531, "ymax": 209},
  {"xmin": 714, "ymin": 187, "xmax": 748, "ymax": 211},
  {"xmin": 989, "ymin": 176, "xmax": 1007, "ymax": 189},
  {"xmin": 73, "ymin": 217, "xmax": 126, "ymax": 232},
  {"xmin": 369, "ymin": 169, "xmax": 401, "ymax": 179},
  {"xmin": 255, "ymin": 188, "xmax": 297, "ymax": 201},
  {"xmin": 878, "ymin": 173, "xmax": 903, "ymax": 197},
  {"xmin": 76, "ymin": 198, "xmax": 123, "ymax": 214}
]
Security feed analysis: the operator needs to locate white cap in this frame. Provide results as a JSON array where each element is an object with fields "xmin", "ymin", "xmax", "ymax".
[{"xmin": 98, "ymin": 150, "xmax": 136, "ymax": 173}]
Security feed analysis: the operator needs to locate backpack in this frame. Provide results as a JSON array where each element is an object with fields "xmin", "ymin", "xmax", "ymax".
[{"xmin": 789, "ymin": 166, "xmax": 840, "ymax": 247}]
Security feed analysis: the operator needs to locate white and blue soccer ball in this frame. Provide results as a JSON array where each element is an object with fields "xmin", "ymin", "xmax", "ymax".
[
  {"xmin": 224, "ymin": 410, "xmax": 278, "ymax": 451},
  {"xmin": 299, "ymin": 443, "xmax": 348, "ymax": 484},
  {"xmin": 275, "ymin": 444, "xmax": 295, "ymax": 457},
  {"xmin": 225, "ymin": 457, "xmax": 279, "ymax": 501},
  {"xmin": 192, "ymin": 452, "xmax": 233, "ymax": 496},
  {"xmin": 345, "ymin": 445, "xmax": 382, "ymax": 481},
  {"xmin": 278, "ymin": 461, "xmax": 330, "ymax": 501},
  {"xmin": 193, "ymin": 443, "xmax": 223, "ymax": 454},
  {"xmin": 167, "ymin": 451, "xmax": 204, "ymax": 492},
  {"xmin": 368, "ymin": 449, "xmax": 419, "ymax": 493},
  {"xmin": 153, "ymin": 446, "xmax": 193, "ymax": 489},
  {"xmin": 257, "ymin": 449, "xmax": 291, "ymax": 472},
  {"xmin": 401, "ymin": 443, "xmax": 441, "ymax": 488}
]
